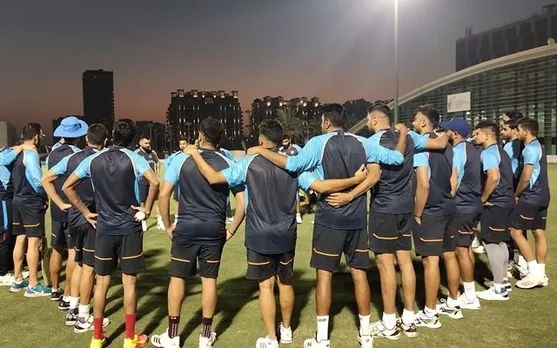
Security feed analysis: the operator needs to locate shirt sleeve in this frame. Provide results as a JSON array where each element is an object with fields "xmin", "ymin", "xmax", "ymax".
[
  {"xmin": 285, "ymin": 136, "xmax": 323, "ymax": 172},
  {"xmin": 298, "ymin": 171, "xmax": 317, "ymax": 191},
  {"xmin": 365, "ymin": 137, "xmax": 404, "ymax": 165},
  {"xmin": 481, "ymin": 148, "xmax": 499, "ymax": 172},
  {"xmin": 221, "ymin": 156, "xmax": 252, "ymax": 187},
  {"xmin": 23, "ymin": 150, "xmax": 44, "ymax": 195},
  {"xmin": 522, "ymin": 145, "xmax": 539, "ymax": 165},
  {"xmin": 453, "ymin": 146, "xmax": 465, "ymax": 173},
  {"xmin": 163, "ymin": 154, "xmax": 187, "ymax": 185},
  {"xmin": 409, "ymin": 131, "xmax": 428, "ymax": 152},
  {"xmin": 413, "ymin": 152, "xmax": 429, "ymax": 168},
  {"xmin": 51, "ymin": 155, "xmax": 71, "ymax": 176},
  {"xmin": 73, "ymin": 155, "xmax": 94, "ymax": 179},
  {"xmin": 129, "ymin": 150, "xmax": 152, "ymax": 177},
  {"xmin": 0, "ymin": 149, "xmax": 18, "ymax": 166}
]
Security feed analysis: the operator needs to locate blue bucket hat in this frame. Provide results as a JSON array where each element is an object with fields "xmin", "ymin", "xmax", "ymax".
[{"xmin": 54, "ymin": 116, "xmax": 88, "ymax": 138}]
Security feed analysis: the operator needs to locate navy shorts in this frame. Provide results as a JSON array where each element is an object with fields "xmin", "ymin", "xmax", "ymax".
[
  {"xmin": 455, "ymin": 212, "xmax": 481, "ymax": 247},
  {"xmin": 369, "ymin": 212, "xmax": 413, "ymax": 254},
  {"xmin": 72, "ymin": 223, "xmax": 96, "ymax": 267},
  {"xmin": 413, "ymin": 214, "xmax": 458, "ymax": 257},
  {"xmin": 510, "ymin": 201, "xmax": 547, "ymax": 231},
  {"xmin": 12, "ymin": 201, "xmax": 46, "ymax": 238},
  {"xmin": 169, "ymin": 242, "xmax": 224, "ymax": 279},
  {"xmin": 310, "ymin": 224, "xmax": 369, "ymax": 271},
  {"xmin": 481, "ymin": 205, "xmax": 512, "ymax": 244},
  {"xmin": 94, "ymin": 232, "xmax": 146, "ymax": 276},
  {"xmin": 51, "ymin": 221, "xmax": 73, "ymax": 250},
  {"xmin": 246, "ymin": 248, "xmax": 295, "ymax": 281}
]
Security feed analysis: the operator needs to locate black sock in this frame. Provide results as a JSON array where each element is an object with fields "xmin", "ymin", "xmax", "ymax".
[
  {"xmin": 169, "ymin": 316, "xmax": 180, "ymax": 338},
  {"xmin": 202, "ymin": 317, "xmax": 213, "ymax": 338}
]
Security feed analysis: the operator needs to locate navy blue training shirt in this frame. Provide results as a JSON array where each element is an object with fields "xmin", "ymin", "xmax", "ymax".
[
  {"xmin": 73, "ymin": 146, "xmax": 151, "ymax": 236},
  {"xmin": 453, "ymin": 140, "xmax": 482, "ymax": 214},
  {"xmin": 164, "ymin": 149, "xmax": 244, "ymax": 245},
  {"xmin": 222, "ymin": 150, "xmax": 315, "ymax": 254},
  {"xmin": 480, "ymin": 144, "xmax": 514, "ymax": 208},
  {"xmin": 12, "ymin": 149, "xmax": 45, "ymax": 205},
  {"xmin": 0, "ymin": 149, "xmax": 18, "ymax": 202},
  {"xmin": 369, "ymin": 129, "xmax": 428, "ymax": 214},
  {"xmin": 518, "ymin": 139, "xmax": 550, "ymax": 207},
  {"xmin": 414, "ymin": 133, "xmax": 456, "ymax": 216},
  {"xmin": 51, "ymin": 147, "xmax": 99, "ymax": 228},
  {"xmin": 47, "ymin": 142, "xmax": 79, "ymax": 222},
  {"xmin": 284, "ymin": 130, "xmax": 404, "ymax": 230}
]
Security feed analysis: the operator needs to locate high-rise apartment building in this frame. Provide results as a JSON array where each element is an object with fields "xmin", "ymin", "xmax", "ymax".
[
  {"xmin": 456, "ymin": 4, "xmax": 557, "ymax": 71},
  {"xmin": 250, "ymin": 96, "xmax": 321, "ymax": 135},
  {"xmin": 166, "ymin": 89, "xmax": 242, "ymax": 150},
  {"xmin": 82, "ymin": 69, "xmax": 115, "ymax": 135}
]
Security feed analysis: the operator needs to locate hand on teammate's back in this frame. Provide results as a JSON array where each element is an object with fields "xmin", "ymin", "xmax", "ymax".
[
  {"xmin": 354, "ymin": 164, "xmax": 367, "ymax": 182},
  {"xmin": 395, "ymin": 123, "xmax": 409, "ymax": 134},
  {"xmin": 184, "ymin": 145, "xmax": 198, "ymax": 155},
  {"xmin": 246, "ymin": 146, "xmax": 262, "ymax": 156}
]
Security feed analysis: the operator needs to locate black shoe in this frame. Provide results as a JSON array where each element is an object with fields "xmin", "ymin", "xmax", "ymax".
[
  {"xmin": 58, "ymin": 299, "xmax": 70, "ymax": 311},
  {"xmin": 51, "ymin": 288, "xmax": 64, "ymax": 301},
  {"xmin": 65, "ymin": 309, "xmax": 78, "ymax": 326}
]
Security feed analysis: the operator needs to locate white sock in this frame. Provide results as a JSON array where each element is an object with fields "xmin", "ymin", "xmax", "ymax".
[
  {"xmin": 517, "ymin": 254, "xmax": 528, "ymax": 269},
  {"xmin": 382, "ymin": 313, "xmax": 396, "ymax": 331},
  {"xmin": 447, "ymin": 296, "xmax": 461, "ymax": 308},
  {"xmin": 463, "ymin": 281, "xmax": 476, "ymax": 301},
  {"xmin": 62, "ymin": 295, "xmax": 69, "ymax": 302},
  {"xmin": 316, "ymin": 316, "xmax": 329, "ymax": 342},
  {"xmin": 402, "ymin": 309, "xmax": 415, "ymax": 325},
  {"xmin": 157, "ymin": 215, "xmax": 163, "ymax": 221},
  {"xmin": 52, "ymin": 288, "xmax": 59, "ymax": 292},
  {"xmin": 538, "ymin": 263, "xmax": 546, "ymax": 276},
  {"xmin": 78, "ymin": 304, "xmax": 90, "ymax": 319},
  {"xmin": 358, "ymin": 314, "xmax": 371, "ymax": 336},
  {"xmin": 424, "ymin": 306, "xmax": 437, "ymax": 318},
  {"xmin": 528, "ymin": 260, "xmax": 539, "ymax": 274},
  {"xmin": 69, "ymin": 296, "xmax": 79, "ymax": 309},
  {"xmin": 494, "ymin": 282, "xmax": 505, "ymax": 292}
]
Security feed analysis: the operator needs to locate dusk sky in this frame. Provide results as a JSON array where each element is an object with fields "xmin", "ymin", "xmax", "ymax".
[{"xmin": 0, "ymin": 0, "xmax": 553, "ymax": 135}]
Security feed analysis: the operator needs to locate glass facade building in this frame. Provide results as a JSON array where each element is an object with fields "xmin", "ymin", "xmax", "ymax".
[{"xmin": 350, "ymin": 45, "xmax": 557, "ymax": 154}]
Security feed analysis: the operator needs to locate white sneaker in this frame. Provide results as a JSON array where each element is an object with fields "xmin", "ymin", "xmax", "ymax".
[
  {"xmin": 436, "ymin": 301, "xmax": 463, "ymax": 319},
  {"xmin": 157, "ymin": 218, "xmax": 165, "ymax": 231},
  {"xmin": 484, "ymin": 279, "xmax": 512, "ymax": 292},
  {"xmin": 296, "ymin": 213, "xmax": 303, "ymax": 224},
  {"xmin": 141, "ymin": 220, "xmax": 147, "ymax": 232},
  {"xmin": 516, "ymin": 273, "xmax": 547, "ymax": 289},
  {"xmin": 151, "ymin": 329, "xmax": 180, "ymax": 348},
  {"xmin": 22, "ymin": 271, "xmax": 29, "ymax": 279},
  {"xmin": 199, "ymin": 332, "xmax": 217, "ymax": 348},
  {"xmin": 74, "ymin": 315, "xmax": 111, "ymax": 333},
  {"xmin": 357, "ymin": 334, "xmax": 373, "ymax": 348},
  {"xmin": 304, "ymin": 337, "xmax": 330, "ymax": 348},
  {"xmin": 458, "ymin": 294, "xmax": 481, "ymax": 310},
  {"xmin": 279, "ymin": 323, "xmax": 292, "ymax": 344},
  {"xmin": 0, "ymin": 273, "xmax": 15, "ymax": 286},
  {"xmin": 255, "ymin": 336, "xmax": 279, "ymax": 348},
  {"xmin": 414, "ymin": 310, "xmax": 442, "ymax": 329},
  {"xmin": 370, "ymin": 320, "xmax": 400, "ymax": 340},
  {"xmin": 477, "ymin": 286, "xmax": 509, "ymax": 301}
]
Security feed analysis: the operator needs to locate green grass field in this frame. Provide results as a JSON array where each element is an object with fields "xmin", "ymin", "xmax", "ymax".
[{"xmin": 1, "ymin": 166, "xmax": 556, "ymax": 348}]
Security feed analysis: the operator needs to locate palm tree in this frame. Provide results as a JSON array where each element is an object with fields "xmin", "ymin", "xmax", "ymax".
[{"xmin": 277, "ymin": 107, "xmax": 304, "ymax": 142}]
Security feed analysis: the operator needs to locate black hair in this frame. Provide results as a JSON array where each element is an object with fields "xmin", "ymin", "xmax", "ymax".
[
  {"xmin": 139, "ymin": 135, "xmax": 150, "ymax": 141},
  {"xmin": 504, "ymin": 110, "xmax": 524, "ymax": 121},
  {"xmin": 22, "ymin": 123, "xmax": 41, "ymax": 141},
  {"xmin": 282, "ymin": 132, "xmax": 292, "ymax": 140},
  {"xmin": 321, "ymin": 103, "xmax": 346, "ymax": 128},
  {"xmin": 418, "ymin": 104, "xmax": 440, "ymax": 127},
  {"xmin": 199, "ymin": 118, "xmax": 224, "ymax": 146},
  {"xmin": 367, "ymin": 103, "xmax": 393, "ymax": 119},
  {"xmin": 13, "ymin": 139, "xmax": 24, "ymax": 146},
  {"xmin": 517, "ymin": 118, "xmax": 538, "ymax": 137},
  {"xmin": 112, "ymin": 119, "xmax": 137, "ymax": 147},
  {"xmin": 87, "ymin": 124, "xmax": 108, "ymax": 146},
  {"xmin": 178, "ymin": 137, "xmax": 188, "ymax": 142},
  {"xmin": 503, "ymin": 119, "xmax": 519, "ymax": 130},
  {"xmin": 258, "ymin": 119, "xmax": 283, "ymax": 146},
  {"xmin": 475, "ymin": 120, "xmax": 499, "ymax": 138}
]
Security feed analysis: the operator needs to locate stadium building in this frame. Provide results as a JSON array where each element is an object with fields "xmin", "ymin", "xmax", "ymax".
[{"xmin": 350, "ymin": 44, "xmax": 557, "ymax": 155}]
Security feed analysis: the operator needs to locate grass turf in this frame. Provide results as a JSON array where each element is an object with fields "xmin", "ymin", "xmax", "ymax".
[{"xmin": 0, "ymin": 166, "xmax": 556, "ymax": 348}]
